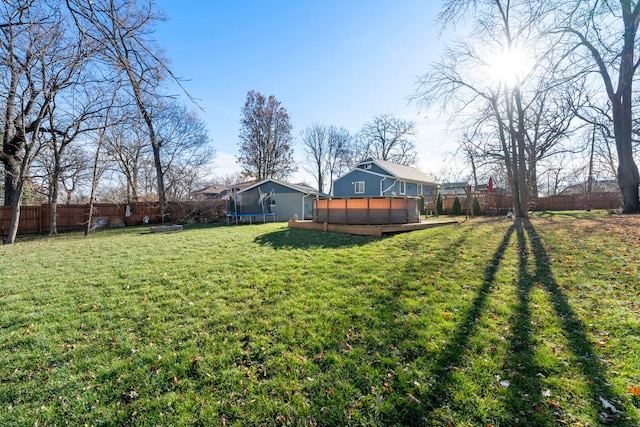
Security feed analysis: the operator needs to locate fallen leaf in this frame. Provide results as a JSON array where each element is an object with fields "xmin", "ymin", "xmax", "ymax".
[
  {"xmin": 407, "ymin": 393, "xmax": 420, "ymax": 404},
  {"xmin": 339, "ymin": 343, "xmax": 352, "ymax": 351},
  {"xmin": 599, "ymin": 396, "xmax": 618, "ymax": 413},
  {"xmin": 123, "ymin": 390, "xmax": 139, "ymax": 400},
  {"xmin": 500, "ymin": 380, "xmax": 510, "ymax": 388},
  {"xmin": 629, "ymin": 385, "xmax": 640, "ymax": 397}
]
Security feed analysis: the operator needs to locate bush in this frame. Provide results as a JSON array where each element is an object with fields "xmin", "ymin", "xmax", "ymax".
[
  {"xmin": 473, "ymin": 197, "xmax": 482, "ymax": 216},
  {"xmin": 167, "ymin": 200, "xmax": 226, "ymax": 224},
  {"xmin": 452, "ymin": 197, "xmax": 462, "ymax": 215},
  {"xmin": 436, "ymin": 193, "xmax": 443, "ymax": 215}
]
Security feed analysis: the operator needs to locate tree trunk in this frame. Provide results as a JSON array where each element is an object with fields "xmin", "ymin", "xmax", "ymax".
[
  {"xmin": 317, "ymin": 170, "xmax": 323, "ymax": 194},
  {"xmin": 2, "ymin": 137, "xmax": 21, "ymax": 207},
  {"xmin": 514, "ymin": 86, "xmax": 529, "ymax": 219},
  {"xmin": 610, "ymin": 6, "xmax": 640, "ymax": 213},
  {"xmin": 586, "ymin": 125, "xmax": 595, "ymax": 211},
  {"xmin": 3, "ymin": 163, "xmax": 19, "ymax": 207},
  {"xmin": 4, "ymin": 183, "xmax": 22, "ymax": 244},
  {"xmin": 527, "ymin": 158, "xmax": 539, "ymax": 198},
  {"xmin": 616, "ymin": 139, "xmax": 640, "ymax": 213},
  {"xmin": 49, "ymin": 169, "xmax": 60, "ymax": 235},
  {"xmin": 613, "ymin": 93, "xmax": 640, "ymax": 213},
  {"xmin": 151, "ymin": 142, "xmax": 167, "ymax": 222}
]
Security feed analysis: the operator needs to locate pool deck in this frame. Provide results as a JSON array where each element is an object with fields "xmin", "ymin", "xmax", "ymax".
[{"xmin": 287, "ymin": 219, "xmax": 459, "ymax": 237}]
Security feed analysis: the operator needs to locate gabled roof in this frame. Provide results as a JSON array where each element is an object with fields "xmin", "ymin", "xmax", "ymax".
[
  {"xmin": 357, "ymin": 158, "xmax": 438, "ymax": 185},
  {"xmin": 238, "ymin": 178, "xmax": 321, "ymax": 195},
  {"xmin": 192, "ymin": 181, "xmax": 256, "ymax": 195}
]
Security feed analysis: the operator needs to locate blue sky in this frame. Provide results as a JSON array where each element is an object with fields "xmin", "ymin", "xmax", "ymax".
[{"xmin": 154, "ymin": 1, "xmax": 453, "ymax": 183}]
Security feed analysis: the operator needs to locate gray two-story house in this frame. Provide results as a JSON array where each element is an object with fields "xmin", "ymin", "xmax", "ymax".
[{"xmin": 333, "ymin": 158, "xmax": 438, "ymax": 198}]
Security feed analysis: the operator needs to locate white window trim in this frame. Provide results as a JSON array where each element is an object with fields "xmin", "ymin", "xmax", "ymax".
[
  {"xmin": 399, "ymin": 181, "xmax": 406, "ymax": 195},
  {"xmin": 355, "ymin": 181, "xmax": 365, "ymax": 194}
]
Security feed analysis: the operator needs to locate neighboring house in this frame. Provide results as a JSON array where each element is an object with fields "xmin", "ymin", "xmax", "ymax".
[
  {"xmin": 190, "ymin": 182, "xmax": 255, "ymax": 201},
  {"xmin": 439, "ymin": 182, "xmax": 471, "ymax": 197},
  {"xmin": 333, "ymin": 158, "xmax": 439, "ymax": 198},
  {"xmin": 560, "ymin": 179, "xmax": 620, "ymax": 195},
  {"xmin": 235, "ymin": 179, "xmax": 322, "ymax": 221}
]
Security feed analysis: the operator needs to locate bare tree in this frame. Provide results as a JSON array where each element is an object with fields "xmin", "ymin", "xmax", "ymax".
[
  {"xmin": 414, "ymin": 0, "xmax": 571, "ymax": 218},
  {"xmin": 557, "ymin": 1, "xmax": 640, "ymax": 212},
  {"xmin": 237, "ymin": 90, "xmax": 295, "ymax": 180},
  {"xmin": 102, "ymin": 106, "xmax": 150, "ymax": 203},
  {"xmin": 358, "ymin": 114, "xmax": 418, "ymax": 166},
  {"xmin": 0, "ymin": 1, "xmax": 87, "ymax": 242},
  {"xmin": 38, "ymin": 78, "xmax": 118, "ymax": 233},
  {"xmin": 66, "ymin": 0, "xmax": 175, "ymax": 221},
  {"xmin": 301, "ymin": 123, "xmax": 351, "ymax": 194},
  {"xmin": 153, "ymin": 100, "xmax": 214, "ymax": 201}
]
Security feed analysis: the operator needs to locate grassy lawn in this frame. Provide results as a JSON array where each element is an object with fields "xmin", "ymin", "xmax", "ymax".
[{"xmin": 1, "ymin": 212, "xmax": 639, "ymax": 426}]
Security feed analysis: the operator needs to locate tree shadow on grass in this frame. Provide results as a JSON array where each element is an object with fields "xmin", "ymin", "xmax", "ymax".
[
  {"xmin": 412, "ymin": 219, "xmax": 632, "ymax": 426},
  {"xmin": 506, "ymin": 219, "xmax": 632, "ymax": 425},
  {"xmin": 410, "ymin": 222, "xmax": 518, "ymax": 425}
]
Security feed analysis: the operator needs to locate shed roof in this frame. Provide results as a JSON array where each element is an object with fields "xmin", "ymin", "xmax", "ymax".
[
  {"xmin": 239, "ymin": 178, "xmax": 321, "ymax": 195},
  {"xmin": 192, "ymin": 181, "xmax": 256, "ymax": 195}
]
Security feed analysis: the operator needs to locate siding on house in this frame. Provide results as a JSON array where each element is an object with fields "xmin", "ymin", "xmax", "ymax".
[
  {"xmin": 333, "ymin": 169, "xmax": 387, "ymax": 197},
  {"xmin": 236, "ymin": 179, "xmax": 319, "ymax": 221},
  {"xmin": 333, "ymin": 158, "xmax": 439, "ymax": 198},
  {"xmin": 359, "ymin": 162, "xmax": 389, "ymax": 176}
]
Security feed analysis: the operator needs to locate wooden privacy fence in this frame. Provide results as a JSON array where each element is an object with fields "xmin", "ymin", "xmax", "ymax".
[
  {"xmin": 440, "ymin": 191, "xmax": 622, "ymax": 214},
  {"xmin": 0, "ymin": 192, "xmax": 624, "ymax": 237},
  {"xmin": 439, "ymin": 192, "xmax": 512, "ymax": 215},
  {"xmin": 530, "ymin": 192, "xmax": 622, "ymax": 211},
  {"xmin": 0, "ymin": 202, "xmax": 160, "ymax": 237}
]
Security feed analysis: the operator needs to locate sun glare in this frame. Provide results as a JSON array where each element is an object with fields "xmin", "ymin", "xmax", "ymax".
[{"xmin": 486, "ymin": 46, "xmax": 533, "ymax": 87}]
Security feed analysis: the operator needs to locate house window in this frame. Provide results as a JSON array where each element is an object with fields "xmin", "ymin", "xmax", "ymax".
[
  {"xmin": 355, "ymin": 181, "xmax": 365, "ymax": 194},
  {"xmin": 418, "ymin": 184, "xmax": 423, "ymax": 195},
  {"xmin": 399, "ymin": 181, "xmax": 406, "ymax": 195},
  {"xmin": 363, "ymin": 163, "xmax": 372, "ymax": 170}
]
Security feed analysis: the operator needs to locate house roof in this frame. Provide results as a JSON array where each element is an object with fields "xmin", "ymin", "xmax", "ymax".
[
  {"xmin": 440, "ymin": 181, "xmax": 471, "ymax": 189},
  {"xmin": 192, "ymin": 184, "xmax": 231, "ymax": 195},
  {"xmin": 560, "ymin": 179, "xmax": 619, "ymax": 195},
  {"xmin": 192, "ymin": 181, "xmax": 256, "ymax": 195},
  {"xmin": 239, "ymin": 178, "xmax": 321, "ymax": 195},
  {"xmin": 358, "ymin": 158, "xmax": 438, "ymax": 185}
]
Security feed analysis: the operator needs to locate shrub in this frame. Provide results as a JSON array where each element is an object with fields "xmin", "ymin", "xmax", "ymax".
[
  {"xmin": 436, "ymin": 193, "xmax": 443, "ymax": 215},
  {"xmin": 167, "ymin": 200, "xmax": 226, "ymax": 224},
  {"xmin": 473, "ymin": 197, "xmax": 482, "ymax": 216},
  {"xmin": 452, "ymin": 197, "xmax": 462, "ymax": 215}
]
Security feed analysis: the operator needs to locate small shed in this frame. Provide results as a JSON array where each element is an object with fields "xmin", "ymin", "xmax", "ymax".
[{"xmin": 236, "ymin": 179, "xmax": 321, "ymax": 221}]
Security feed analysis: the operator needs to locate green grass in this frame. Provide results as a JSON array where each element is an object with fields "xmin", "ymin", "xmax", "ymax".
[{"xmin": 1, "ymin": 213, "xmax": 639, "ymax": 426}]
